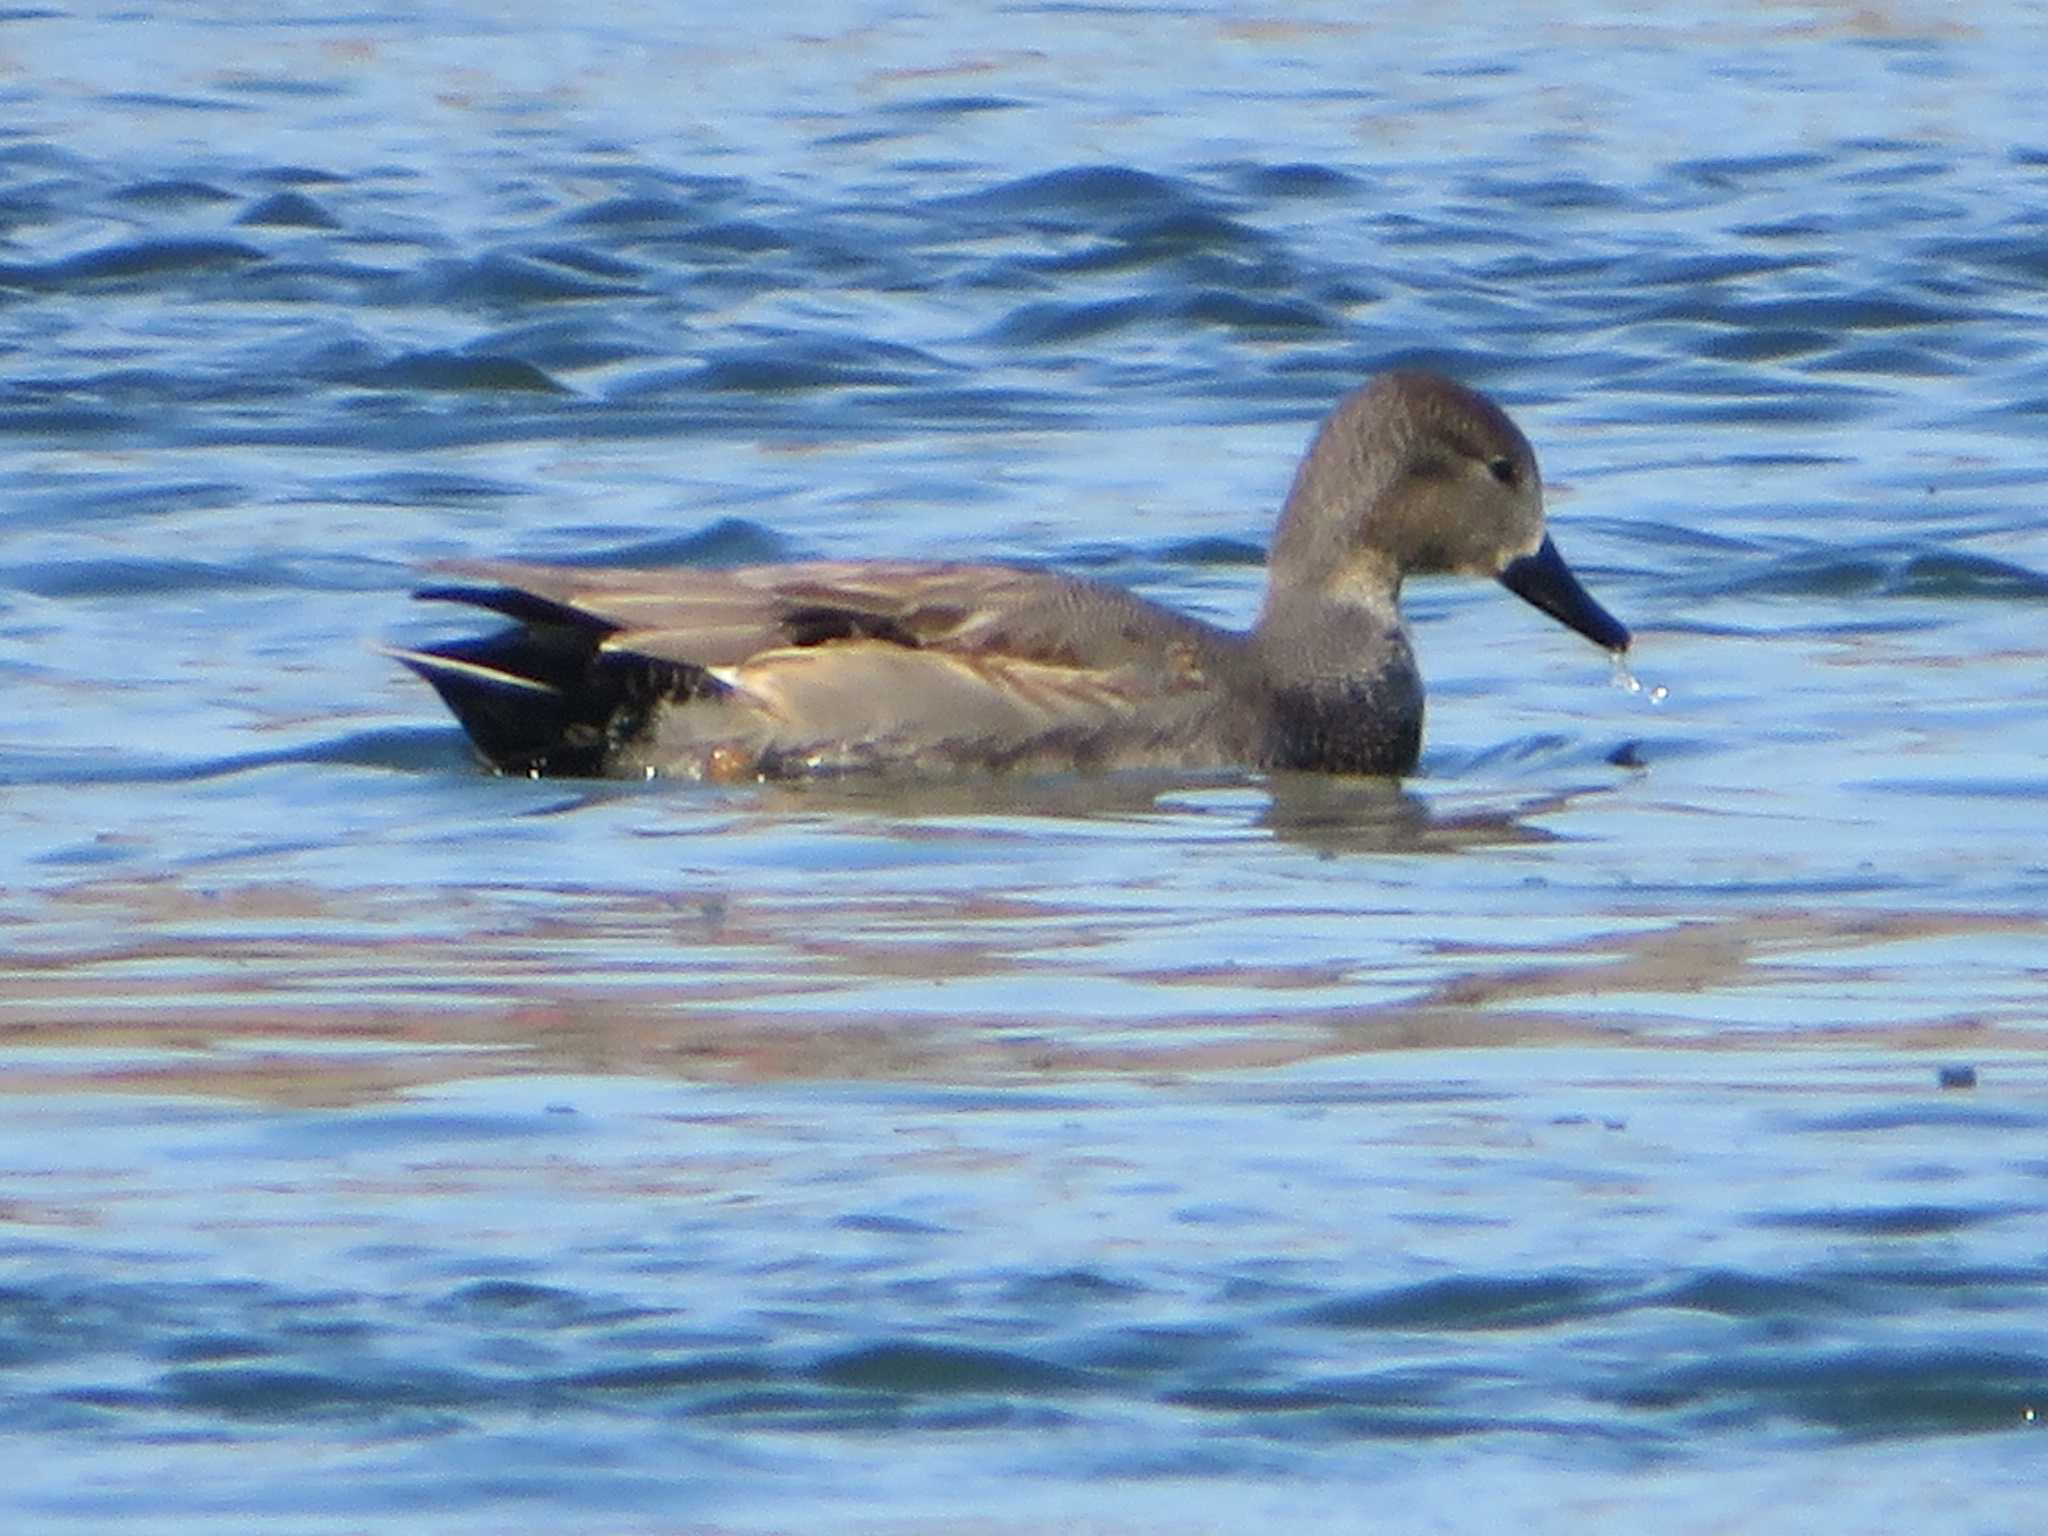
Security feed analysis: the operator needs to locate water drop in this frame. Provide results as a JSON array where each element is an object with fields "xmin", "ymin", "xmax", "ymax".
[{"xmin": 1610, "ymin": 654, "xmax": 1668, "ymax": 705}]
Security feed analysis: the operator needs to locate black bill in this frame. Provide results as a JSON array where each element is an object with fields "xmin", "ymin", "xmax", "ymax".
[{"xmin": 1498, "ymin": 535, "xmax": 1631, "ymax": 652}]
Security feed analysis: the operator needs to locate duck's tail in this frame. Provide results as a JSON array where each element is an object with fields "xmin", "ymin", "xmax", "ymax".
[{"xmin": 390, "ymin": 585, "xmax": 723, "ymax": 776}]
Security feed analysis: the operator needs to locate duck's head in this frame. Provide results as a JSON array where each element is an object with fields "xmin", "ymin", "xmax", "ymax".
[{"xmin": 1266, "ymin": 370, "xmax": 1630, "ymax": 653}]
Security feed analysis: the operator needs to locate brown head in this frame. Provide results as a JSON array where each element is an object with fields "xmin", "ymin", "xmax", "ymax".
[{"xmin": 1262, "ymin": 371, "xmax": 1628, "ymax": 652}]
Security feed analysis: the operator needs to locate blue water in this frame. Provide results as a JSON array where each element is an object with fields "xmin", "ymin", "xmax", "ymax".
[{"xmin": 3, "ymin": 2, "xmax": 2046, "ymax": 1531}]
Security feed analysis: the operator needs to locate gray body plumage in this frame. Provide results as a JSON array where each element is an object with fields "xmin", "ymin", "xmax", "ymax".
[{"xmin": 394, "ymin": 371, "xmax": 1629, "ymax": 781}]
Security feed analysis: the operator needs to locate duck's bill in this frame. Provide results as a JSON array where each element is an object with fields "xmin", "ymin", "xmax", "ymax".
[{"xmin": 1498, "ymin": 535, "xmax": 1631, "ymax": 652}]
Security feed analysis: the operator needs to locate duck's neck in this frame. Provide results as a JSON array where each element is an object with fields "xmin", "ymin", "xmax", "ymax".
[{"xmin": 1250, "ymin": 584, "xmax": 1423, "ymax": 775}]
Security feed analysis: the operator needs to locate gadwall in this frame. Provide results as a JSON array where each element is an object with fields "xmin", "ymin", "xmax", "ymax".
[{"xmin": 394, "ymin": 371, "xmax": 1629, "ymax": 780}]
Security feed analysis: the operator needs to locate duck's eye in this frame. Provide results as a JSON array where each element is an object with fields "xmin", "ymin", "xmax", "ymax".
[{"xmin": 1487, "ymin": 456, "xmax": 1520, "ymax": 488}]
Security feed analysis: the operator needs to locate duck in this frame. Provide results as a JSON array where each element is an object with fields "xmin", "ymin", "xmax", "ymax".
[{"xmin": 392, "ymin": 370, "xmax": 1630, "ymax": 780}]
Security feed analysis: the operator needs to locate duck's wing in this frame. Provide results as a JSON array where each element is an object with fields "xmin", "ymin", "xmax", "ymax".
[{"xmin": 398, "ymin": 559, "xmax": 1234, "ymax": 777}]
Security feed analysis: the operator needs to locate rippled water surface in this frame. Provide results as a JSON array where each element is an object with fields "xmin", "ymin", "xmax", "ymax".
[{"xmin": 4, "ymin": 3, "xmax": 2047, "ymax": 1531}]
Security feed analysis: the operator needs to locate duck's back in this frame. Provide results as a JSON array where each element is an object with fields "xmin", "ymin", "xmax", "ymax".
[{"xmin": 398, "ymin": 559, "xmax": 1258, "ymax": 779}]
